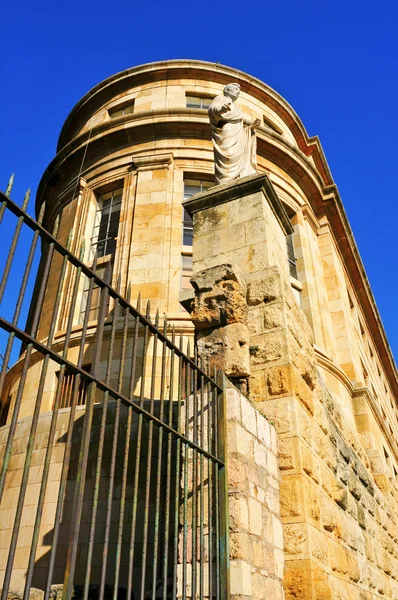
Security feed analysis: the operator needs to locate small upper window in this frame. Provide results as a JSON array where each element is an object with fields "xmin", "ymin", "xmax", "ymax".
[
  {"xmin": 91, "ymin": 188, "xmax": 122, "ymax": 258},
  {"xmin": 186, "ymin": 95, "xmax": 212, "ymax": 110},
  {"xmin": 108, "ymin": 101, "xmax": 135, "ymax": 118}
]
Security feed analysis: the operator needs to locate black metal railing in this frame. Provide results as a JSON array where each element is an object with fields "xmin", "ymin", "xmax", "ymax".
[{"xmin": 0, "ymin": 180, "xmax": 229, "ymax": 600}]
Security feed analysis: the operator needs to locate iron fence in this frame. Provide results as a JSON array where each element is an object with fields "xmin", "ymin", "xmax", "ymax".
[{"xmin": 0, "ymin": 181, "xmax": 229, "ymax": 600}]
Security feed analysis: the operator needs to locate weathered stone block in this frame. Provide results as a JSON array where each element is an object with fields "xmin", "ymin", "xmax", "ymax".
[
  {"xmin": 190, "ymin": 263, "xmax": 247, "ymax": 330},
  {"xmin": 197, "ymin": 322, "xmax": 251, "ymax": 378}
]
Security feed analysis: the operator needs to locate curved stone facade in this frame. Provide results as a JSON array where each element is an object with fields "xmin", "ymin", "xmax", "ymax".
[{"xmin": 1, "ymin": 60, "xmax": 398, "ymax": 599}]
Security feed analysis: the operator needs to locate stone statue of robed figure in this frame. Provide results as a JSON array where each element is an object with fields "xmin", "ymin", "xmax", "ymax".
[{"xmin": 208, "ymin": 83, "xmax": 261, "ymax": 185}]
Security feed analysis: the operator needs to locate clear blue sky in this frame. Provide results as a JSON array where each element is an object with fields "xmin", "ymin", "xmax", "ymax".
[{"xmin": 0, "ymin": 0, "xmax": 397, "ymax": 362}]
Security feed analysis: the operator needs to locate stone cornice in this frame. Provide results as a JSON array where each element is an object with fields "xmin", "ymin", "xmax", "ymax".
[
  {"xmin": 133, "ymin": 152, "xmax": 174, "ymax": 171},
  {"xmin": 36, "ymin": 95, "xmax": 398, "ymax": 406},
  {"xmin": 182, "ymin": 173, "xmax": 294, "ymax": 236}
]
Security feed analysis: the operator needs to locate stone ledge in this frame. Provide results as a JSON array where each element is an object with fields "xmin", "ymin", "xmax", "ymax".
[{"xmin": 182, "ymin": 172, "xmax": 293, "ymax": 236}]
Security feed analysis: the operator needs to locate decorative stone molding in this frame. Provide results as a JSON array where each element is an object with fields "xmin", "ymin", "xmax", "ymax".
[{"xmin": 132, "ymin": 152, "xmax": 174, "ymax": 171}]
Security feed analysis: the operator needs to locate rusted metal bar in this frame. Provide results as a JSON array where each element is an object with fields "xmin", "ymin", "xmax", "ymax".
[
  {"xmin": 0, "ymin": 220, "xmax": 57, "ymax": 502},
  {"xmin": 199, "ymin": 371, "xmax": 205, "ymax": 600},
  {"xmin": 62, "ymin": 262, "xmax": 111, "ymax": 600},
  {"xmin": 0, "ymin": 192, "xmax": 228, "ymax": 600},
  {"xmin": 170, "ymin": 332, "xmax": 183, "ymax": 600},
  {"xmin": 151, "ymin": 318, "xmax": 168, "ymax": 600},
  {"xmin": 113, "ymin": 290, "xmax": 133, "ymax": 600},
  {"xmin": 44, "ymin": 253, "xmax": 99, "ymax": 600},
  {"xmin": 182, "ymin": 348, "xmax": 191, "ymax": 600},
  {"xmin": 0, "ymin": 202, "xmax": 46, "ymax": 401},
  {"xmin": 191, "ymin": 353, "xmax": 198, "ymax": 600},
  {"xmin": 2, "ymin": 241, "xmax": 71, "ymax": 600},
  {"xmin": 0, "ymin": 188, "xmax": 30, "ymax": 303},
  {"xmin": 139, "ymin": 309, "xmax": 159, "ymax": 600},
  {"xmin": 126, "ymin": 297, "xmax": 142, "ymax": 600},
  {"xmin": 217, "ymin": 373, "xmax": 230, "ymax": 600},
  {"xmin": 24, "ymin": 242, "xmax": 85, "ymax": 600},
  {"xmin": 83, "ymin": 289, "xmax": 120, "ymax": 600}
]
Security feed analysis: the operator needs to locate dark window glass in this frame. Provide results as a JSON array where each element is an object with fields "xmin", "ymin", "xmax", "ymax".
[{"xmin": 286, "ymin": 233, "xmax": 298, "ymax": 279}]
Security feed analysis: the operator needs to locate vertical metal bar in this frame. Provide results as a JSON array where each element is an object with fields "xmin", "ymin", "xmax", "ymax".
[
  {"xmin": 171, "ymin": 332, "xmax": 183, "ymax": 600},
  {"xmin": 125, "ymin": 296, "xmax": 143, "ymax": 600},
  {"xmin": 62, "ymin": 261, "xmax": 111, "ymax": 600},
  {"xmin": 82, "ymin": 290, "xmax": 120, "ymax": 600},
  {"xmin": 213, "ymin": 380, "xmax": 220, "ymax": 600},
  {"xmin": 191, "ymin": 354, "xmax": 198, "ymax": 600},
  {"xmin": 0, "ymin": 189, "xmax": 30, "ymax": 303},
  {"xmin": 0, "ymin": 227, "xmax": 56, "ymax": 501},
  {"xmin": 139, "ymin": 309, "xmax": 159, "ymax": 600},
  {"xmin": 0, "ymin": 202, "xmax": 45, "ymax": 401},
  {"xmin": 199, "ymin": 372, "xmax": 205, "ymax": 600},
  {"xmin": 125, "ymin": 299, "xmax": 150, "ymax": 599},
  {"xmin": 217, "ymin": 373, "xmax": 230, "ymax": 600},
  {"xmin": 44, "ymin": 252, "xmax": 99, "ymax": 600},
  {"xmin": 2, "ymin": 243, "xmax": 71, "ymax": 600},
  {"xmin": 0, "ymin": 175, "xmax": 14, "ymax": 225},
  {"xmin": 113, "ymin": 291, "xmax": 133, "ymax": 600},
  {"xmin": 24, "ymin": 242, "xmax": 85, "ymax": 600},
  {"xmin": 181, "ymin": 351, "xmax": 191, "ymax": 600},
  {"xmin": 151, "ymin": 318, "xmax": 168, "ymax": 600},
  {"xmin": 206, "ymin": 365, "xmax": 213, "ymax": 600}
]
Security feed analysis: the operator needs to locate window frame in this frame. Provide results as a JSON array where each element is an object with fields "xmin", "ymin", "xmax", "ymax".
[
  {"xmin": 108, "ymin": 100, "xmax": 135, "ymax": 118},
  {"xmin": 185, "ymin": 94, "xmax": 213, "ymax": 110},
  {"xmin": 90, "ymin": 188, "xmax": 123, "ymax": 259}
]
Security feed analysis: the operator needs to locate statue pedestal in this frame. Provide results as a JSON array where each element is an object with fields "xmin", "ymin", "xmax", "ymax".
[{"xmin": 182, "ymin": 173, "xmax": 293, "ymax": 278}]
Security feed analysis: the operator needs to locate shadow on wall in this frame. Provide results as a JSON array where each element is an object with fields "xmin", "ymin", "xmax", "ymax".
[{"xmin": 31, "ymin": 403, "xmax": 178, "ymax": 599}]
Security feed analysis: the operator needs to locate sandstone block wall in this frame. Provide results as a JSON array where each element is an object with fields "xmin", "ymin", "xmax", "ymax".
[
  {"xmin": 226, "ymin": 386, "xmax": 284, "ymax": 600},
  {"xmin": 184, "ymin": 174, "xmax": 398, "ymax": 599}
]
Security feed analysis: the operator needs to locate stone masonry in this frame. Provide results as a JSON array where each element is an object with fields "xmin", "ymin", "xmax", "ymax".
[{"xmin": 183, "ymin": 173, "xmax": 398, "ymax": 599}]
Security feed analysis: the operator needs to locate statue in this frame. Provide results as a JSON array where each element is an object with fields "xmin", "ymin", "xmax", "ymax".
[{"xmin": 208, "ymin": 83, "xmax": 261, "ymax": 185}]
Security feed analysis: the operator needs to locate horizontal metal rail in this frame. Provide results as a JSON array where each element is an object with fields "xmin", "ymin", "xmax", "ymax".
[{"xmin": 0, "ymin": 190, "xmax": 222, "ymax": 387}]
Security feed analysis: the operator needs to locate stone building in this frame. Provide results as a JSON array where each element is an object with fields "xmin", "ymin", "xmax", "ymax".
[{"xmin": 1, "ymin": 59, "xmax": 398, "ymax": 599}]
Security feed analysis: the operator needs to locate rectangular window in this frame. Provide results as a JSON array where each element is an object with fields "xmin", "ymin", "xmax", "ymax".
[
  {"xmin": 286, "ymin": 233, "xmax": 298, "ymax": 279},
  {"xmin": 181, "ymin": 254, "xmax": 193, "ymax": 290},
  {"xmin": 56, "ymin": 365, "xmax": 91, "ymax": 410},
  {"xmin": 186, "ymin": 95, "xmax": 212, "ymax": 110},
  {"xmin": 91, "ymin": 188, "xmax": 122, "ymax": 258},
  {"xmin": 108, "ymin": 101, "xmax": 135, "ymax": 118},
  {"xmin": 80, "ymin": 263, "xmax": 111, "ymax": 323},
  {"xmin": 183, "ymin": 179, "xmax": 213, "ymax": 246}
]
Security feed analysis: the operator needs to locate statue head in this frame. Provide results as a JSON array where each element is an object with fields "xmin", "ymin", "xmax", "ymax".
[{"xmin": 224, "ymin": 83, "xmax": 241, "ymax": 102}]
